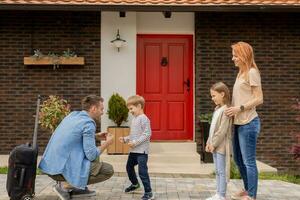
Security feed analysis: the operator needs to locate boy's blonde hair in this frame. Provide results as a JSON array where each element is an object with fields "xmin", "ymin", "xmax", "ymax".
[
  {"xmin": 210, "ymin": 82, "xmax": 231, "ymax": 106},
  {"xmin": 127, "ymin": 95, "xmax": 145, "ymax": 109}
]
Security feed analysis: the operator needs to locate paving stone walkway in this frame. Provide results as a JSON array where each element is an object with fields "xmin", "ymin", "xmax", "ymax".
[{"xmin": 1, "ymin": 175, "xmax": 299, "ymax": 200}]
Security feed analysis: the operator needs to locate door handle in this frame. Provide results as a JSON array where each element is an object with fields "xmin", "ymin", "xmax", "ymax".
[
  {"xmin": 184, "ymin": 78, "xmax": 190, "ymax": 92},
  {"xmin": 161, "ymin": 57, "xmax": 168, "ymax": 67}
]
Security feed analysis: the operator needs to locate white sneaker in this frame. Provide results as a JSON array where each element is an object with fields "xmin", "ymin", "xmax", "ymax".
[
  {"xmin": 205, "ymin": 194, "xmax": 219, "ymax": 200},
  {"xmin": 218, "ymin": 196, "xmax": 227, "ymax": 200}
]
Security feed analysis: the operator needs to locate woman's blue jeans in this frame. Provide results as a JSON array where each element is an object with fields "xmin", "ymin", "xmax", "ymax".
[{"xmin": 233, "ymin": 117, "xmax": 260, "ymax": 198}]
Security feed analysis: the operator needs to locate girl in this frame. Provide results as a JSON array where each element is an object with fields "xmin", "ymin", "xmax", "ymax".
[
  {"xmin": 225, "ymin": 42, "xmax": 263, "ymax": 200},
  {"xmin": 205, "ymin": 82, "xmax": 232, "ymax": 200}
]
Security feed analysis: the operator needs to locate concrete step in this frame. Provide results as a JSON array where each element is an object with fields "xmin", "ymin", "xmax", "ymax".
[
  {"xmin": 149, "ymin": 142, "xmax": 197, "ymax": 153},
  {"xmin": 101, "ymin": 153, "xmax": 201, "ymax": 164}
]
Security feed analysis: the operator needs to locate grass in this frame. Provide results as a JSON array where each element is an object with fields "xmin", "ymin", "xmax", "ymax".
[
  {"xmin": 229, "ymin": 161, "xmax": 300, "ymax": 185},
  {"xmin": 0, "ymin": 167, "xmax": 42, "ymax": 175}
]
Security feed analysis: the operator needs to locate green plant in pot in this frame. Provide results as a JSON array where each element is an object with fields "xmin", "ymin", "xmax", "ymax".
[
  {"xmin": 107, "ymin": 93, "xmax": 130, "ymax": 154},
  {"xmin": 39, "ymin": 95, "xmax": 70, "ymax": 132},
  {"xmin": 107, "ymin": 93, "xmax": 129, "ymax": 127},
  {"xmin": 198, "ymin": 113, "xmax": 213, "ymax": 163}
]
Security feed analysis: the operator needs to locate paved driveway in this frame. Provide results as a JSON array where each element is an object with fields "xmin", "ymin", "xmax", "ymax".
[{"xmin": 1, "ymin": 175, "xmax": 299, "ymax": 200}]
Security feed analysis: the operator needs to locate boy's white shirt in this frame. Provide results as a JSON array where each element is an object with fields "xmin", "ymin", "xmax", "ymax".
[{"xmin": 124, "ymin": 113, "xmax": 151, "ymax": 154}]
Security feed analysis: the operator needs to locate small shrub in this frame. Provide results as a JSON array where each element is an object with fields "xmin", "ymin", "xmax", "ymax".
[
  {"xmin": 107, "ymin": 93, "xmax": 129, "ymax": 127},
  {"xmin": 199, "ymin": 113, "xmax": 213, "ymax": 124},
  {"xmin": 39, "ymin": 95, "xmax": 70, "ymax": 132}
]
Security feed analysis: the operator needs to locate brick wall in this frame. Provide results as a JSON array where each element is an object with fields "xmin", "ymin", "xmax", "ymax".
[
  {"xmin": 195, "ymin": 12, "xmax": 300, "ymax": 173},
  {"xmin": 0, "ymin": 11, "xmax": 101, "ymax": 153}
]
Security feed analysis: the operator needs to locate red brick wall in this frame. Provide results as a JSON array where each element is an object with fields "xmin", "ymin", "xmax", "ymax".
[
  {"xmin": 0, "ymin": 11, "xmax": 101, "ymax": 153},
  {"xmin": 195, "ymin": 12, "xmax": 300, "ymax": 173}
]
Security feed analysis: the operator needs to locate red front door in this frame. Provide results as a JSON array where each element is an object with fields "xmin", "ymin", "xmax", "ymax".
[{"xmin": 137, "ymin": 35, "xmax": 193, "ymax": 140}]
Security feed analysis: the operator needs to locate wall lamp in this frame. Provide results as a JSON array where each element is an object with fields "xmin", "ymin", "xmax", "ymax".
[
  {"xmin": 110, "ymin": 29, "xmax": 126, "ymax": 52},
  {"xmin": 163, "ymin": 11, "xmax": 172, "ymax": 18}
]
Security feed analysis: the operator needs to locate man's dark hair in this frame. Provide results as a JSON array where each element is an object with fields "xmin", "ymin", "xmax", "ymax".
[{"xmin": 81, "ymin": 95, "xmax": 104, "ymax": 111}]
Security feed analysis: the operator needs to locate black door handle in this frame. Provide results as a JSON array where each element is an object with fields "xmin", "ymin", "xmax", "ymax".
[{"xmin": 184, "ymin": 78, "xmax": 190, "ymax": 92}]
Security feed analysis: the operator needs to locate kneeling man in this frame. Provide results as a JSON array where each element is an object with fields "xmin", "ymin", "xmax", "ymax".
[{"xmin": 39, "ymin": 95, "xmax": 114, "ymax": 200}]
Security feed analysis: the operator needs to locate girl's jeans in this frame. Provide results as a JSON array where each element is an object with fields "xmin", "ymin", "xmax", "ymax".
[
  {"xmin": 233, "ymin": 117, "xmax": 261, "ymax": 198},
  {"xmin": 213, "ymin": 153, "xmax": 226, "ymax": 197}
]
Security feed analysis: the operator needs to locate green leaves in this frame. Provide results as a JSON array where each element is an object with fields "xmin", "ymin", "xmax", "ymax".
[
  {"xmin": 39, "ymin": 95, "xmax": 70, "ymax": 132},
  {"xmin": 107, "ymin": 93, "xmax": 129, "ymax": 127},
  {"xmin": 199, "ymin": 113, "xmax": 213, "ymax": 124}
]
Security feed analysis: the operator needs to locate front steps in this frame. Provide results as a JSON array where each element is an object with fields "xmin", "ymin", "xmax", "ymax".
[{"xmin": 101, "ymin": 142, "xmax": 215, "ymax": 177}]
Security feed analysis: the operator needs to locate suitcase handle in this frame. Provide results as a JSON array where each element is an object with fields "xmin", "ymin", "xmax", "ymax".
[{"xmin": 19, "ymin": 168, "xmax": 26, "ymax": 187}]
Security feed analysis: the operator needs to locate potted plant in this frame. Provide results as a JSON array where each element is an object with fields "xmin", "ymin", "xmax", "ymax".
[
  {"xmin": 39, "ymin": 95, "xmax": 70, "ymax": 132},
  {"xmin": 198, "ymin": 113, "xmax": 213, "ymax": 163},
  {"xmin": 107, "ymin": 93, "xmax": 129, "ymax": 154}
]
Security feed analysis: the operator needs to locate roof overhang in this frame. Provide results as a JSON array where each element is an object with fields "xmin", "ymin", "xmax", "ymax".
[{"xmin": 0, "ymin": 4, "xmax": 299, "ymax": 12}]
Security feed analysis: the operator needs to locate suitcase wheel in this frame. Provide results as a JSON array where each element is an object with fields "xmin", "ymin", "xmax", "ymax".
[{"xmin": 21, "ymin": 195, "xmax": 34, "ymax": 200}]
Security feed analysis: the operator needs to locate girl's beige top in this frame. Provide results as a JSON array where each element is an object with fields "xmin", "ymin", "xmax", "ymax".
[{"xmin": 232, "ymin": 68, "xmax": 261, "ymax": 125}]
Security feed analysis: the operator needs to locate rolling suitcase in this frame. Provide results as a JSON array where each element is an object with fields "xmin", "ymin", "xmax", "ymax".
[{"xmin": 6, "ymin": 95, "xmax": 41, "ymax": 200}]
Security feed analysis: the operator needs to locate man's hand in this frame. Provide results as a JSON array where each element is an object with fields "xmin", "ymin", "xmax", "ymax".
[
  {"xmin": 209, "ymin": 145, "xmax": 215, "ymax": 152},
  {"xmin": 106, "ymin": 133, "xmax": 114, "ymax": 145},
  {"xmin": 95, "ymin": 132, "xmax": 107, "ymax": 141},
  {"xmin": 119, "ymin": 137, "xmax": 125, "ymax": 144}
]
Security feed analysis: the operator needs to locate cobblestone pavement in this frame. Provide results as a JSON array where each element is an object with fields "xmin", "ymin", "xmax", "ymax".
[{"xmin": 1, "ymin": 175, "xmax": 299, "ymax": 200}]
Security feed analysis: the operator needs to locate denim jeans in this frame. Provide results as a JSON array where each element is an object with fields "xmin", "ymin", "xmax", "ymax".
[
  {"xmin": 233, "ymin": 117, "xmax": 261, "ymax": 198},
  {"xmin": 213, "ymin": 153, "xmax": 227, "ymax": 197},
  {"xmin": 126, "ymin": 152, "xmax": 152, "ymax": 193}
]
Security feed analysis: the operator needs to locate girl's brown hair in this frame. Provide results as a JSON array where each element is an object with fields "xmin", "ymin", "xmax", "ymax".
[
  {"xmin": 210, "ymin": 82, "xmax": 231, "ymax": 106},
  {"xmin": 231, "ymin": 41, "xmax": 259, "ymax": 80}
]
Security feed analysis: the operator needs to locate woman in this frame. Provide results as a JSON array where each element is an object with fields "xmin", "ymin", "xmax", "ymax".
[{"xmin": 225, "ymin": 42, "xmax": 263, "ymax": 200}]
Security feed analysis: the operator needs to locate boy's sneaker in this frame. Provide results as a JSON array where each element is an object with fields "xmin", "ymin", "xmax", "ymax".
[
  {"xmin": 141, "ymin": 192, "xmax": 154, "ymax": 200},
  {"xmin": 70, "ymin": 187, "xmax": 96, "ymax": 198},
  {"xmin": 52, "ymin": 184, "xmax": 70, "ymax": 200},
  {"xmin": 125, "ymin": 183, "xmax": 140, "ymax": 193}
]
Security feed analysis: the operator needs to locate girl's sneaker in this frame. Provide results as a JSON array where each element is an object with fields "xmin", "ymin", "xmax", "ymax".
[
  {"xmin": 241, "ymin": 196, "xmax": 255, "ymax": 200},
  {"xmin": 141, "ymin": 192, "xmax": 154, "ymax": 200},
  {"xmin": 205, "ymin": 194, "xmax": 220, "ymax": 200},
  {"xmin": 231, "ymin": 190, "xmax": 248, "ymax": 200}
]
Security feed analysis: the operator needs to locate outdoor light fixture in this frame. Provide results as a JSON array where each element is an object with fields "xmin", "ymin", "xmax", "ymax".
[
  {"xmin": 110, "ymin": 29, "xmax": 126, "ymax": 52},
  {"xmin": 163, "ymin": 11, "xmax": 172, "ymax": 18},
  {"xmin": 119, "ymin": 11, "xmax": 126, "ymax": 17}
]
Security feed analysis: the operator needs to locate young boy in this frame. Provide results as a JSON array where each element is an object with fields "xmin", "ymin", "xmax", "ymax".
[{"xmin": 119, "ymin": 95, "xmax": 154, "ymax": 200}]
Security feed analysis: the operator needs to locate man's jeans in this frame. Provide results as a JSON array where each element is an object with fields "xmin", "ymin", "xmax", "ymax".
[
  {"xmin": 233, "ymin": 117, "xmax": 260, "ymax": 198},
  {"xmin": 49, "ymin": 160, "xmax": 114, "ymax": 187},
  {"xmin": 126, "ymin": 152, "xmax": 152, "ymax": 193},
  {"xmin": 213, "ymin": 153, "xmax": 226, "ymax": 197}
]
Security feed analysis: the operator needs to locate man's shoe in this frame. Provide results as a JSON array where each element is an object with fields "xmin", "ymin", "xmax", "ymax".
[
  {"xmin": 52, "ymin": 184, "xmax": 70, "ymax": 200},
  {"xmin": 70, "ymin": 187, "xmax": 96, "ymax": 198},
  {"xmin": 141, "ymin": 192, "xmax": 154, "ymax": 200},
  {"xmin": 125, "ymin": 183, "xmax": 140, "ymax": 193}
]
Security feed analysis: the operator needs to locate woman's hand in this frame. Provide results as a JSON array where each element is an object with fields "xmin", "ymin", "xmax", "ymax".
[{"xmin": 225, "ymin": 106, "xmax": 240, "ymax": 117}]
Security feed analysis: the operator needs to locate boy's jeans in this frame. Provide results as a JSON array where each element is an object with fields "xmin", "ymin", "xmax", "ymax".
[
  {"xmin": 126, "ymin": 152, "xmax": 152, "ymax": 193},
  {"xmin": 213, "ymin": 153, "xmax": 226, "ymax": 198},
  {"xmin": 233, "ymin": 117, "xmax": 260, "ymax": 198}
]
